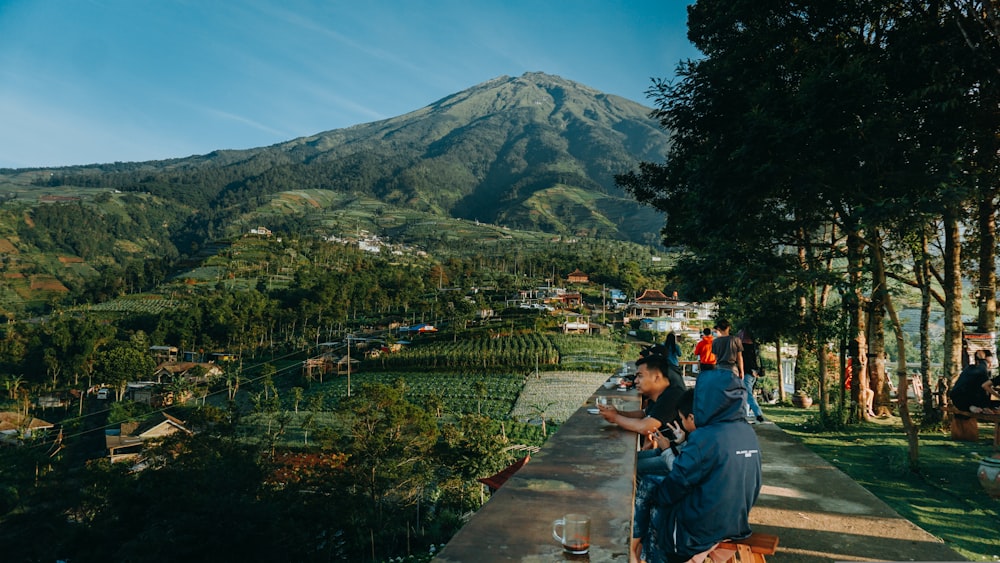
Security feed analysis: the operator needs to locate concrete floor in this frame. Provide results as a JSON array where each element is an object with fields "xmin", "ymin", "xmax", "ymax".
[{"xmin": 751, "ymin": 422, "xmax": 966, "ymax": 562}]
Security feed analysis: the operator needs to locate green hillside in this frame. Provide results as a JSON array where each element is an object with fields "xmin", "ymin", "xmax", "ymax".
[{"xmin": 0, "ymin": 72, "xmax": 671, "ymax": 315}]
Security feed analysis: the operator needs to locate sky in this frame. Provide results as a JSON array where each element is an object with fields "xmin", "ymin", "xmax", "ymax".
[{"xmin": 0, "ymin": 1, "xmax": 699, "ymax": 169}]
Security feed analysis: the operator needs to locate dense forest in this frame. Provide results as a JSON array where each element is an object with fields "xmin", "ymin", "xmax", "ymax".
[{"xmin": 0, "ymin": 229, "xmax": 657, "ymax": 561}]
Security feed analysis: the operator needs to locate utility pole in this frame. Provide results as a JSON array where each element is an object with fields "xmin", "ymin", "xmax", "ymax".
[
  {"xmin": 346, "ymin": 335, "xmax": 352, "ymax": 397},
  {"xmin": 602, "ymin": 284, "xmax": 607, "ymax": 324}
]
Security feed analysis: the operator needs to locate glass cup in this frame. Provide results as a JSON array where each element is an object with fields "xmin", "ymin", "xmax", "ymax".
[
  {"xmin": 552, "ymin": 513, "xmax": 590, "ymax": 554},
  {"xmin": 595, "ymin": 396, "xmax": 608, "ymax": 408}
]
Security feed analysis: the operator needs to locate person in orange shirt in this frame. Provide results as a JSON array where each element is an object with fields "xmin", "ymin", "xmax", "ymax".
[{"xmin": 693, "ymin": 328, "xmax": 716, "ymax": 373}]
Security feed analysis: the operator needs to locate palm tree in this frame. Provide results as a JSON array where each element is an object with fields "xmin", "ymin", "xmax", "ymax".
[{"xmin": 4, "ymin": 374, "xmax": 24, "ymax": 400}]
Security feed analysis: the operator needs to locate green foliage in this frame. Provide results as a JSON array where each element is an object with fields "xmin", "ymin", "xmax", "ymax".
[
  {"xmin": 107, "ymin": 400, "xmax": 153, "ymax": 425},
  {"xmin": 0, "ymin": 72, "xmax": 674, "ymax": 559},
  {"xmin": 376, "ymin": 333, "xmax": 558, "ymax": 371}
]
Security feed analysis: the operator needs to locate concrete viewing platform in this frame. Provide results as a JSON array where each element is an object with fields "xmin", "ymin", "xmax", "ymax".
[
  {"xmin": 435, "ymin": 385, "xmax": 966, "ymax": 562},
  {"xmin": 750, "ymin": 423, "xmax": 964, "ymax": 562}
]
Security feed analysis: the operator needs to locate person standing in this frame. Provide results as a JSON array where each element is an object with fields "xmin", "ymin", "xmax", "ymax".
[
  {"xmin": 738, "ymin": 329, "xmax": 766, "ymax": 423},
  {"xmin": 662, "ymin": 331, "xmax": 685, "ymax": 389},
  {"xmin": 693, "ymin": 328, "xmax": 716, "ymax": 373},
  {"xmin": 711, "ymin": 319, "xmax": 743, "ymax": 378}
]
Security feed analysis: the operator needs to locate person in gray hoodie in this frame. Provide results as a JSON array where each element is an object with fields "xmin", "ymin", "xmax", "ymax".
[{"xmin": 645, "ymin": 369, "xmax": 762, "ymax": 563}]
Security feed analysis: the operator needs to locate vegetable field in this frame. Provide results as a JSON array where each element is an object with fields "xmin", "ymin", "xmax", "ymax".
[
  {"xmin": 511, "ymin": 370, "xmax": 612, "ymax": 423},
  {"xmin": 303, "ymin": 370, "xmax": 527, "ymax": 419},
  {"xmin": 372, "ymin": 333, "xmax": 559, "ymax": 370},
  {"xmin": 372, "ymin": 333, "xmax": 636, "ymax": 371}
]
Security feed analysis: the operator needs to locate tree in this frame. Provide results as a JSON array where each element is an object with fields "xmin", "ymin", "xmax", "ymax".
[
  {"xmin": 95, "ymin": 342, "xmax": 155, "ymax": 400},
  {"xmin": 619, "ymin": 1, "xmax": 999, "ymax": 469},
  {"xmin": 336, "ymin": 382, "xmax": 438, "ymax": 558}
]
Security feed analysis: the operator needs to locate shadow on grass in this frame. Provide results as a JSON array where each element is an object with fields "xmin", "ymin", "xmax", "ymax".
[{"xmin": 764, "ymin": 404, "xmax": 1000, "ymax": 561}]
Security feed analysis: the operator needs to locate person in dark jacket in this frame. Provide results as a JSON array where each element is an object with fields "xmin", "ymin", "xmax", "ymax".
[
  {"xmin": 645, "ymin": 369, "xmax": 762, "ymax": 563},
  {"xmin": 950, "ymin": 350, "xmax": 1000, "ymax": 415}
]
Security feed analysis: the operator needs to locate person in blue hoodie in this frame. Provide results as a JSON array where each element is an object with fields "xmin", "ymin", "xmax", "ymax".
[{"xmin": 645, "ymin": 369, "xmax": 762, "ymax": 563}]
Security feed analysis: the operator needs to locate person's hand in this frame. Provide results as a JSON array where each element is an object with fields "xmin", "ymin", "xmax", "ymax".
[
  {"xmin": 665, "ymin": 420, "xmax": 686, "ymax": 445},
  {"xmin": 641, "ymin": 433, "xmax": 657, "ymax": 450},
  {"xmin": 597, "ymin": 404, "xmax": 618, "ymax": 422},
  {"xmin": 649, "ymin": 430, "xmax": 670, "ymax": 450}
]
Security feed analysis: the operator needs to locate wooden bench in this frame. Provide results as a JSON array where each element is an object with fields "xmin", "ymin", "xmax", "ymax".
[
  {"xmin": 710, "ymin": 533, "xmax": 779, "ymax": 563},
  {"xmin": 946, "ymin": 405, "xmax": 1000, "ymax": 447}
]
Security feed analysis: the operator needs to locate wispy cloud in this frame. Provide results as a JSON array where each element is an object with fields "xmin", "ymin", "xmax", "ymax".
[
  {"xmin": 198, "ymin": 107, "xmax": 289, "ymax": 138},
  {"xmin": 258, "ymin": 4, "xmax": 426, "ymax": 77}
]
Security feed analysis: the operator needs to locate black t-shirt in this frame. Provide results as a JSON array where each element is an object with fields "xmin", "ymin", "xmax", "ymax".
[
  {"xmin": 950, "ymin": 361, "xmax": 993, "ymax": 410},
  {"xmin": 646, "ymin": 385, "xmax": 685, "ymax": 429},
  {"xmin": 712, "ymin": 335, "xmax": 743, "ymax": 367},
  {"xmin": 743, "ymin": 342, "xmax": 760, "ymax": 373}
]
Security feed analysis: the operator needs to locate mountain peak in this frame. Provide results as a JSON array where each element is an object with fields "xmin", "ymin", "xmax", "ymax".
[
  {"xmin": 17, "ymin": 73, "xmax": 670, "ymax": 245},
  {"xmin": 415, "ymin": 71, "xmax": 649, "ymax": 133}
]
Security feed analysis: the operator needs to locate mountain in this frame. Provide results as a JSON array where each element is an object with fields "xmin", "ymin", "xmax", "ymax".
[
  {"xmin": 0, "ymin": 73, "xmax": 672, "ymax": 311},
  {"xmin": 9, "ymin": 72, "xmax": 671, "ymax": 243}
]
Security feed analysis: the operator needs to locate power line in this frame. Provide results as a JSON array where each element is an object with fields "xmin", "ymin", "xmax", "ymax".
[{"xmin": 17, "ymin": 343, "xmax": 330, "ymax": 453}]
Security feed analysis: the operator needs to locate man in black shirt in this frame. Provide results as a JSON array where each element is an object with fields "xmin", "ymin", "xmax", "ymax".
[
  {"xmin": 599, "ymin": 355, "xmax": 683, "ymax": 432},
  {"xmin": 598, "ymin": 355, "xmax": 684, "ymax": 471}
]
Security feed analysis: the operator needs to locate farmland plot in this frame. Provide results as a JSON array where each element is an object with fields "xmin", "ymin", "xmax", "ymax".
[{"xmin": 511, "ymin": 370, "xmax": 610, "ymax": 423}]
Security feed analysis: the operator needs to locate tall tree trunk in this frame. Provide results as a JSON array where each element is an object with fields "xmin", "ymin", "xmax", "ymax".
[
  {"xmin": 917, "ymin": 227, "xmax": 938, "ymax": 420},
  {"xmin": 872, "ymin": 233, "xmax": 919, "ymax": 471},
  {"xmin": 846, "ymin": 229, "xmax": 869, "ymax": 422},
  {"xmin": 775, "ymin": 336, "xmax": 787, "ymax": 403},
  {"xmin": 943, "ymin": 206, "xmax": 964, "ymax": 385},
  {"xmin": 815, "ymin": 224, "xmax": 835, "ymax": 416},
  {"xmin": 977, "ymin": 189, "xmax": 997, "ymax": 334},
  {"xmin": 817, "ymin": 344, "xmax": 828, "ymax": 416},
  {"xmin": 866, "ymin": 282, "xmax": 889, "ymax": 417},
  {"xmin": 794, "ymin": 230, "xmax": 816, "ymax": 396}
]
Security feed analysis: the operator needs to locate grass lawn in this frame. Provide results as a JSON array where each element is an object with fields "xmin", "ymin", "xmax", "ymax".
[{"xmin": 764, "ymin": 404, "xmax": 1000, "ymax": 561}]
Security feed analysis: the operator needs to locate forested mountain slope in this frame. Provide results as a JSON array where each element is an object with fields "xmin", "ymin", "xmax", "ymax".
[{"xmin": 0, "ymin": 72, "xmax": 670, "ymax": 312}]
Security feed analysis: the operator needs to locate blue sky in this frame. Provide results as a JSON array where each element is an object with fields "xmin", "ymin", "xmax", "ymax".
[{"xmin": 0, "ymin": 1, "xmax": 698, "ymax": 169}]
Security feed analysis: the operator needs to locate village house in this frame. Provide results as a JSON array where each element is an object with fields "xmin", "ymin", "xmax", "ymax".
[
  {"xmin": 302, "ymin": 352, "xmax": 363, "ymax": 381},
  {"xmin": 555, "ymin": 291, "xmax": 582, "ymax": 307},
  {"xmin": 627, "ymin": 289, "xmax": 717, "ymax": 323},
  {"xmin": 152, "ymin": 361, "xmax": 224, "ymax": 384},
  {"xmin": 302, "ymin": 354, "xmax": 335, "ymax": 381},
  {"xmin": 337, "ymin": 355, "xmax": 361, "ymax": 375},
  {"xmin": 561, "ymin": 313, "xmax": 592, "ymax": 334},
  {"xmin": 105, "ymin": 412, "xmax": 192, "ymax": 463},
  {"xmin": 0, "ymin": 412, "xmax": 55, "ymax": 445},
  {"xmin": 639, "ymin": 316, "xmax": 685, "ymax": 334},
  {"xmin": 125, "ymin": 382, "xmax": 186, "ymax": 408},
  {"xmin": 149, "ymin": 345, "xmax": 179, "ymax": 363},
  {"xmin": 566, "ymin": 269, "xmax": 589, "ymax": 284}
]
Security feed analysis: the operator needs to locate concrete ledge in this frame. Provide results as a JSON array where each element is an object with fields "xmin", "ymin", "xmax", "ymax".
[{"xmin": 434, "ymin": 387, "xmax": 640, "ymax": 562}]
